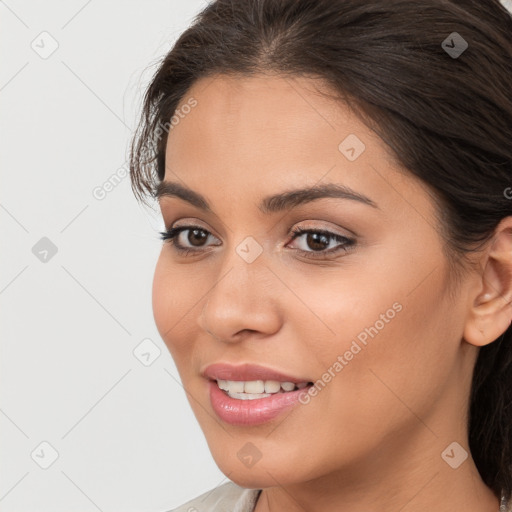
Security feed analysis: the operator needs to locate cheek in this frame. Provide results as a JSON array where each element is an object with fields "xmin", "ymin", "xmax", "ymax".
[
  {"xmin": 270, "ymin": 259, "xmax": 408, "ymax": 368},
  {"xmin": 317, "ymin": 275, "xmax": 454, "ymax": 427},
  {"xmin": 283, "ymin": 245, "xmax": 454, "ymax": 410}
]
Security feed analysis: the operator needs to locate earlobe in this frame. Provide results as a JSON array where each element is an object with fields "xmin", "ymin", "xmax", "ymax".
[{"xmin": 463, "ymin": 217, "xmax": 512, "ymax": 348}]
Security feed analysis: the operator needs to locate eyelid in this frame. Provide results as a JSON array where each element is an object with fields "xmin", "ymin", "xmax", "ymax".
[
  {"xmin": 166, "ymin": 220, "xmax": 219, "ymax": 240},
  {"xmin": 286, "ymin": 226, "xmax": 355, "ymax": 256},
  {"xmin": 164, "ymin": 220, "xmax": 350, "ymax": 244},
  {"xmin": 166, "ymin": 224, "xmax": 220, "ymax": 245},
  {"xmin": 288, "ymin": 219, "xmax": 354, "ymax": 238},
  {"xmin": 167, "ymin": 216, "xmax": 353, "ymax": 238}
]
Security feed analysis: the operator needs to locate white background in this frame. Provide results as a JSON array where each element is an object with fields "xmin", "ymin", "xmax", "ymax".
[{"xmin": 0, "ymin": 1, "xmax": 226, "ymax": 511}]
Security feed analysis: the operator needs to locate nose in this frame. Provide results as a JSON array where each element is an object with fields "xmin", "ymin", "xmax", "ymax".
[{"xmin": 197, "ymin": 250, "xmax": 282, "ymax": 343}]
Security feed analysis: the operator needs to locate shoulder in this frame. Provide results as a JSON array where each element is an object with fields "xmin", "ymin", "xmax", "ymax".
[{"xmin": 164, "ymin": 481, "xmax": 261, "ymax": 512}]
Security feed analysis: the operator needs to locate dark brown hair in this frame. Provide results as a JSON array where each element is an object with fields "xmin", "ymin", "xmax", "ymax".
[{"xmin": 129, "ymin": 0, "xmax": 512, "ymax": 500}]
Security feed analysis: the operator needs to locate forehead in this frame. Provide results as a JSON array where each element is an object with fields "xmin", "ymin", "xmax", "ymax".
[
  {"xmin": 163, "ymin": 73, "xmax": 435, "ymax": 224},
  {"xmin": 166, "ymin": 73, "xmax": 394, "ymax": 170}
]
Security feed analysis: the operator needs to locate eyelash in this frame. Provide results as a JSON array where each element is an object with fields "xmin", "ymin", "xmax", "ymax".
[{"xmin": 159, "ymin": 225, "xmax": 356, "ymax": 260}]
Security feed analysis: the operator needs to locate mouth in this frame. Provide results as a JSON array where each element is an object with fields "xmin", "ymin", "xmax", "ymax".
[
  {"xmin": 202, "ymin": 362, "xmax": 312, "ymax": 386},
  {"xmin": 202, "ymin": 363, "xmax": 315, "ymax": 425},
  {"xmin": 214, "ymin": 378, "xmax": 314, "ymax": 400},
  {"xmin": 207, "ymin": 379, "xmax": 314, "ymax": 426}
]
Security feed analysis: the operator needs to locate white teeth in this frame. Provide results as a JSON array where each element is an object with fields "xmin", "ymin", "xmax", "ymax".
[
  {"xmin": 216, "ymin": 379, "xmax": 310, "ymax": 399},
  {"xmin": 217, "ymin": 379, "xmax": 244, "ymax": 393},
  {"xmin": 228, "ymin": 391, "xmax": 271, "ymax": 400},
  {"xmin": 264, "ymin": 380, "xmax": 281, "ymax": 393},
  {"xmin": 244, "ymin": 380, "xmax": 265, "ymax": 394},
  {"xmin": 281, "ymin": 381, "xmax": 295, "ymax": 392}
]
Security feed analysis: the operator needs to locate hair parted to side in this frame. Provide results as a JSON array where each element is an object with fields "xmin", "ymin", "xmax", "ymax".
[{"xmin": 129, "ymin": 0, "xmax": 512, "ymax": 499}]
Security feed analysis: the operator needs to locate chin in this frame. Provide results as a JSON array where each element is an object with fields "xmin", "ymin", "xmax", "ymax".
[
  {"xmin": 221, "ymin": 469, "xmax": 282, "ymax": 490},
  {"xmin": 212, "ymin": 452, "xmax": 301, "ymax": 489}
]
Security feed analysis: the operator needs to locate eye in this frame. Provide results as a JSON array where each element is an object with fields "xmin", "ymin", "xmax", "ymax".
[
  {"xmin": 159, "ymin": 224, "xmax": 356, "ymax": 260},
  {"xmin": 287, "ymin": 227, "xmax": 355, "ymax": 259},
  {"xmin": 159, "ymin": 225, "xmax": 220, "ymax": 255}
]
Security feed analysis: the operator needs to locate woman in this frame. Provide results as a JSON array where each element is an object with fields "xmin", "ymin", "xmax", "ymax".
[{"xmin": 129, "ymin": 1, "xmax": 512, "ymax": 510}]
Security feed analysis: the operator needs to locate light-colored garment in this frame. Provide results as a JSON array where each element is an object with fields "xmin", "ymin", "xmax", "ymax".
[
  {"xmin": 167, "ymin": 481, "xmax": 512, "ymax": 512},
  {"xmin": 167, "ymin": 482, "xmax": 261, "ymax": 512}
]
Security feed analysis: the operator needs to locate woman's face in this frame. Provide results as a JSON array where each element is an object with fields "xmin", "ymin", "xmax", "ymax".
[{"xmin": 152, "ymin": 74, "xmax": 479, "ymax": 489}]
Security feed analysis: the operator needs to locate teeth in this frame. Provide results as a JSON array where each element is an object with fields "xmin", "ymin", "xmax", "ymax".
[
  {"xmin": 216, "ymin": 379, "xmax": 309, "ymax": 399},
  {"xmin": 217, "ymin": 379, "xmax": 244, "ymax": 393},
  {"xmin": 244, "ymin": 380, "xmax": 265, "ymax": 394},
  {"xmin": 228, "ymin": 391, "xmax": 271, "ymax": 400},
  {"xmin": 264, "ymin": 380, "xmax": 281, "ymax": 393},
  {"xmin": 281, "ymin": 382, "xmax": 295, "ymax": 392}
]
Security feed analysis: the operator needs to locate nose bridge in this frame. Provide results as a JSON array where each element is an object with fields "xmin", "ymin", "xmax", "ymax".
[
  {"xmin": 213, "ymin": 232, "xmax": 268, "ymax": 299},
  {"xmin": 199, "ymin": 237, "xmax": 280, "ymax": 340}
]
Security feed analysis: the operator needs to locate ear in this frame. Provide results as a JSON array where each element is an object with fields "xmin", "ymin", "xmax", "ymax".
[{"xmin": 463, "ymin": 216, "xmax": 512, "ymax": 347}]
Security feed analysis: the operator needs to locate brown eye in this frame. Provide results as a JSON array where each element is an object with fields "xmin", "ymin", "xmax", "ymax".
[
  {"xmin": 159, "ymin": 225, "xmax": 220, "ymax": 254},
  {"xmin": 303, "ymin": 232, "xmax": 331, "ymax": 251},
  {"xmin": 287, "ymin": 227, "xmax": 356, "ymax": 259},
  {"xmin": 186, "ymin": 228, "xmax": 209, "ymax": 247}
]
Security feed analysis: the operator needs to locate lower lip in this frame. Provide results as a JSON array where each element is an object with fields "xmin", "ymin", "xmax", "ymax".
[{"xmin": 208, "ymin": 380, "xmax": 311, "ymax": 426}]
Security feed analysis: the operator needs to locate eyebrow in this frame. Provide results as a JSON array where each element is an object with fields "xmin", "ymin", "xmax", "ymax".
[{"xmin": 154, "ymin": 180, "xmax": 379, "ymax": 213}]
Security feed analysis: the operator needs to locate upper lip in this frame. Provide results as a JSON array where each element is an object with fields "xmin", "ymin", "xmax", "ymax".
[{"xmin": 202, "ymin": 363, "xmax": 311, "ymax": 383}]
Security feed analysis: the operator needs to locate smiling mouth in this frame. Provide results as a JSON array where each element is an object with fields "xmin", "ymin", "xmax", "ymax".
[{"xmin": 215, "ymin": 379, "xmax": 314, "ymax": 400}]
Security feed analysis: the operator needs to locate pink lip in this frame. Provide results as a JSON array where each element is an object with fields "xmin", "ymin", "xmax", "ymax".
[
  {"xmin": 202, "ymin": 362, "xmax": 310, "ymax": 383},
  {"xmin": 202, "ymin": 363, "xmax": 313, "ymax": 426},
  {"xmin": 208, "ymin": 380, "xmax": 311, "ymax": 426}
]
